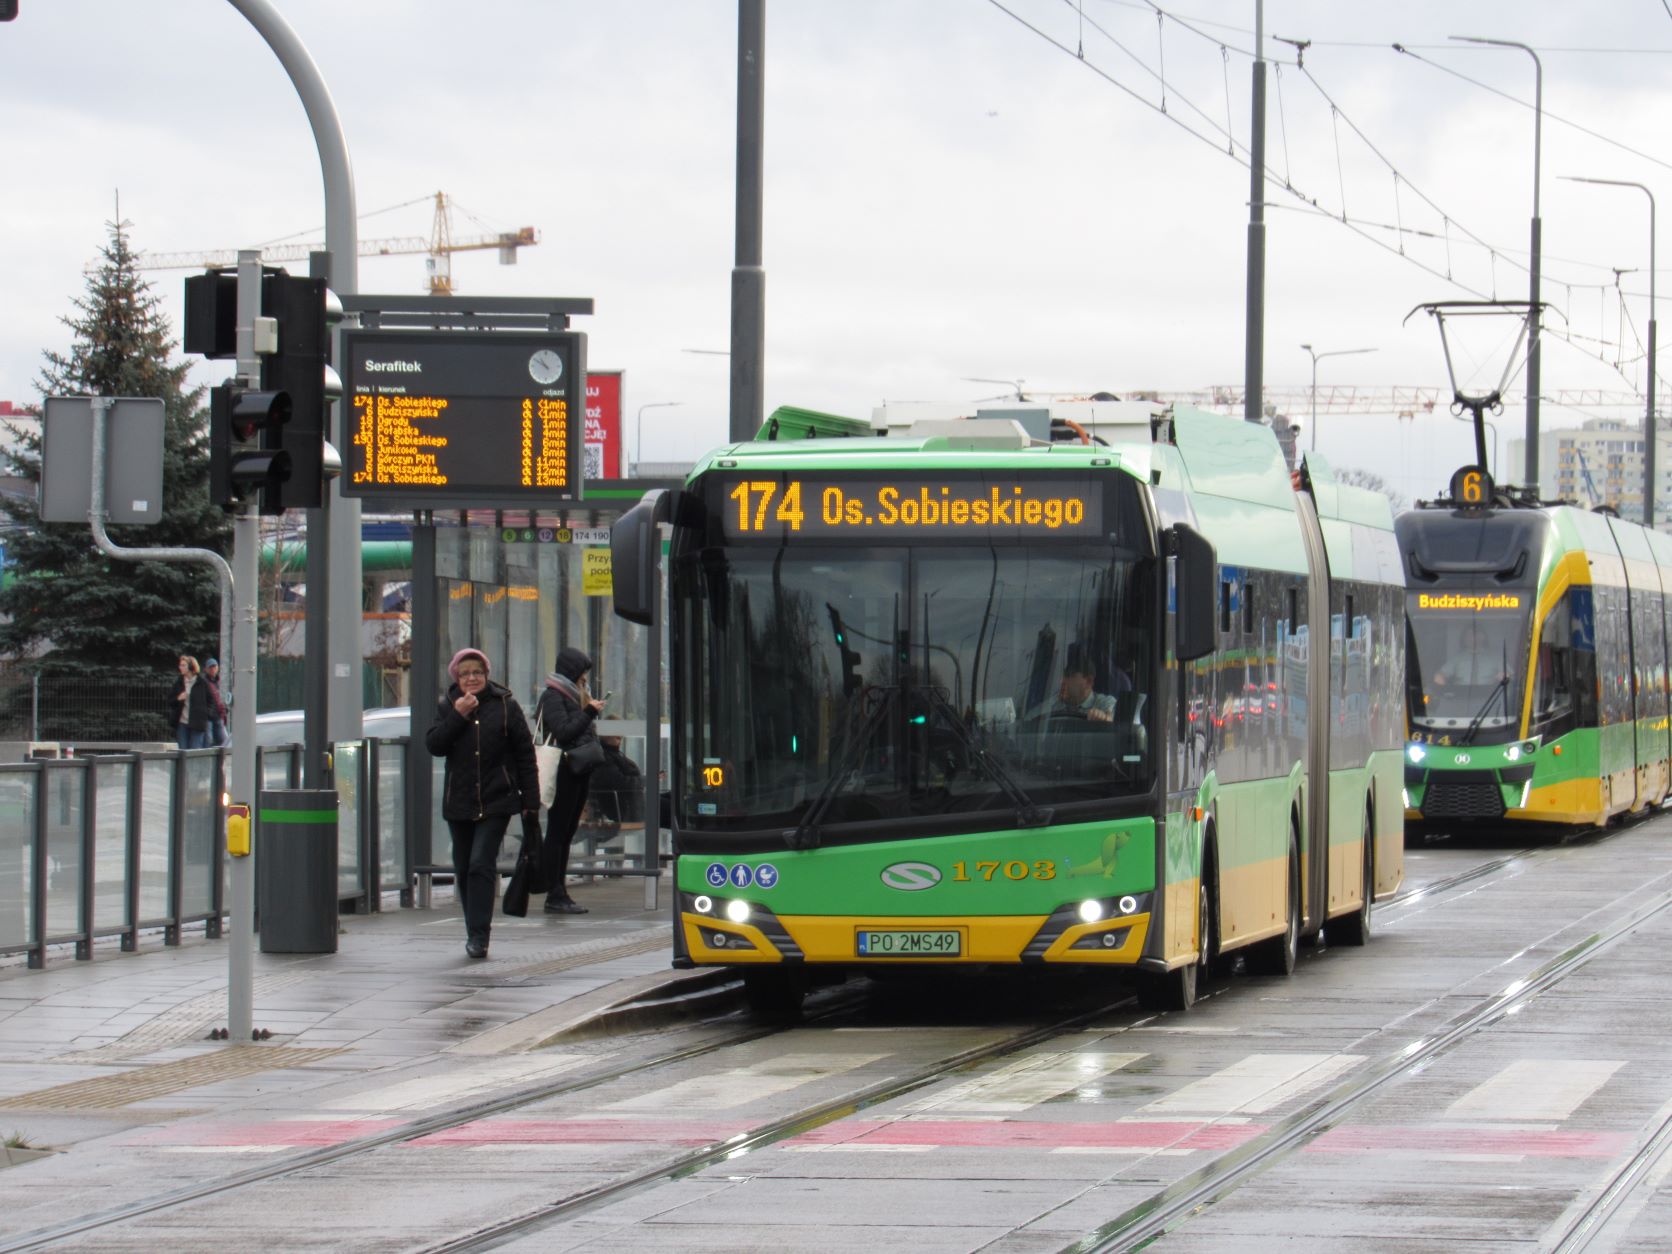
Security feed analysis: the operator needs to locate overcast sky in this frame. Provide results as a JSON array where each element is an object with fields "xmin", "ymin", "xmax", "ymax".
[{"xmin": 3, "ymin": 1, "xmax": 1670, "ymax": 505}]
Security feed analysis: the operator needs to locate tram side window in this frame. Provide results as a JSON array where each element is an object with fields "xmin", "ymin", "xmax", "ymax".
[{"xmin": 1531, "ymin": 595, "xmax": 1597, "ymax": 740}]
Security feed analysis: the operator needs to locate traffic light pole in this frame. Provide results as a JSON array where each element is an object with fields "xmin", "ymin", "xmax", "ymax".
[{"xmin": 225, "ymin": 250, "xmax": 267, "ymax": 1042}]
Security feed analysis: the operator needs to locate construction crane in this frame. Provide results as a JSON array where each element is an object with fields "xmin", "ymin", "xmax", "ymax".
[{"xmin": 129, "ymin": 191, "xmax": 537, "ymax": 295}]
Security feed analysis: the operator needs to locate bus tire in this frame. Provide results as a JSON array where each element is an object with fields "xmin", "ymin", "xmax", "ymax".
[
  {"xmin": 1247, "ymin": 828, "xmax": 1300, "ymax": 977},
  {"xmin": 743, "ymin": 968, "xmax": 807, "ymax": 1016},
  {"xmin": 1325, "ymin": 809, "xmax": 1374, "ymax": 947},
  {"xmin": 1138, "ymin": 875, "xmax": 1212, "ymax": 1013}
]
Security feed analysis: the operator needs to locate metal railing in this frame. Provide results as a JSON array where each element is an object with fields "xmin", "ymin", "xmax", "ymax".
[{"xmin": 0, "ymin": 737, "xmax": 410, "ymax": 969}]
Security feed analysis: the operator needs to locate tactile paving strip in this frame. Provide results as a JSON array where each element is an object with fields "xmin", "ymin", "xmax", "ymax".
[
  {"xmin": 51, "ymin": 971, "xmax": 316, "ymax": 1064},
  {"xmin": 0, "ymin": 1046, "xmax": 344, "ymax": 1110},
  {"xmin": 477, "ymin": 930, "xmax": 668, "ymax": 982}
]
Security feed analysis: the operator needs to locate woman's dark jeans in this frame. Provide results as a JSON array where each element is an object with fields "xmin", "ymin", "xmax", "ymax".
[{"xmin": 449, "ymin": 814, "xmax": 511, "ymax": 944}]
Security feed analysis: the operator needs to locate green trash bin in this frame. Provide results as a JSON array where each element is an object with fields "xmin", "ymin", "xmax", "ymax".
[{"xmin": 257, "ymin": 789, "xmax": 339, "ymax": 954}]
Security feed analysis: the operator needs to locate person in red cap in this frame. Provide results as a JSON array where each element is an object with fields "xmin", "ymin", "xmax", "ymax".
[{"xmin": 426, "ymin": 647, "xmax": 539, "ymax": 958}]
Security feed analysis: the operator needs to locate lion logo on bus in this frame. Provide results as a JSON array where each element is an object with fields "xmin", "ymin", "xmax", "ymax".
[{"xmin": 880, "ymin": 862, "xmax": 941, "ymax": 891}]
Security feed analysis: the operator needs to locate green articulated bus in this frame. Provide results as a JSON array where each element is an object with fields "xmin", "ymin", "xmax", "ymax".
[
  {"xmin": 1399, "ymin": 468, "xmax": 1672, "ymax": 834},
  {"xmin": 612, "ymin": 401, "xmax": 1405, "ymax": 1012}
]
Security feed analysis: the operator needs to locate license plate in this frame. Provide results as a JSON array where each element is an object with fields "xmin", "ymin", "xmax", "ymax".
[{"xmin": 856, "ymin": 929, "xmax": 962, "ymax": 957}]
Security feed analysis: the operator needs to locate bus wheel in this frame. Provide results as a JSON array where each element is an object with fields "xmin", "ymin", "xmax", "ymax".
[
  {"xmin": 1326, "ymin": 810, "xmax": 1374, "ymax": 947},
  {"xmin": 743, "ymin": 968, "xmax": 806, "ymax": 1016},
  {"xmin": 1247, "ymin": 831, "xmax": 1300, "ymax": 977},
  {"xmin": 1138, "ymin": 879, "xmax": 1211, "ymax": 1013}
]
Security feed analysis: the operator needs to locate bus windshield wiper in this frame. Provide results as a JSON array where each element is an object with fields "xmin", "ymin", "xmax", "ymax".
[
  {"xmin": 915, "ymin": 684, "xmax": 1052, "ymax": 828},
  {"xmin": 785, "ymin": 686, "xmax": 895, "ymax": 851},
  {"xmin": 1460, "ymin": 675, "xmax": 1510, "ymax": 745}
]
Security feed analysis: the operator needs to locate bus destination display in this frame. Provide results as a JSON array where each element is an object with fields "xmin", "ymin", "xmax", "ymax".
[
  {"xmin": 342, "ymin": 329, "xmax": 586, "ymax": 504},
  {"xmin": 718, "ymin": 475, "xmax": 1104, "ymax": 540}
]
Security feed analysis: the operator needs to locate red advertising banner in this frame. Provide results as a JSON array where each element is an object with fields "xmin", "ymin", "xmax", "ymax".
[{"xmin": 585, "ymin": 370, "xmax": 622, "ymax": 479}]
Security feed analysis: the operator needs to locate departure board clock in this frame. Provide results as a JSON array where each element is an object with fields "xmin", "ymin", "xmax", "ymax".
[{"xmin": 341, "ymin": 329, "xmax": 586, "ymax": 505}]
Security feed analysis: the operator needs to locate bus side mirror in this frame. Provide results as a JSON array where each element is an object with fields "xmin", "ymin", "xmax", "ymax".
[
  {"xmin": 1170, "ymin": 522, "xmax": 1217, "ymax": 663},
  {"xmin": 611, "ymin": 491, "xmax": 671, "ymax": 626}
]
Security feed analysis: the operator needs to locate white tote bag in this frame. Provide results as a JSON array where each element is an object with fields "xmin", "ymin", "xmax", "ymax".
[{"xmin": 532, "ymin": 708, "xmax": 563, "ymax": 809}]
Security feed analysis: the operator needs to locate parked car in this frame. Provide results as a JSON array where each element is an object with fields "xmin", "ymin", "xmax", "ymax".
[{"xmin": 253, "ymin": 706, "xmax": 411, "ymax": 749}]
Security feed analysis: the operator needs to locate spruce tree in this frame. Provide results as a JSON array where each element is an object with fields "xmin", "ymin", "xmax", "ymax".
[{"xmin": 0, "ymin": 219, "xmax": 229, "ymax": 740}]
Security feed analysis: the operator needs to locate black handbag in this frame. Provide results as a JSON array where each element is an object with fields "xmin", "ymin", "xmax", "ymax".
[
  {"xmin": 564, "ymin": 736, "xmax": 606, "ymax": 775},
  {"xmin": 502, "ymin": 812, "xmax": 549, "ymax": 917}
]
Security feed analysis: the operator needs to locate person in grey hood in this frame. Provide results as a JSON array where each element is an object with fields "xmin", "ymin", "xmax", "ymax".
[{"xmin": 535, "ymin": 646, "xmax": 605, "ymax": 913}]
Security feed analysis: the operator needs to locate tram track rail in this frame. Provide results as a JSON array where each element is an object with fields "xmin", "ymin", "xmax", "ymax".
[
  {"xmin": 0, "ymin": 842, "xmax": 1596, "ymax": 1252},
  {"xmin": 1548, "ymin": 1098, "xmax": 1672, "ymax": 1253},
  {"xmin": 1064, "ymin": 878, "xmax": 1672, "ymax": 1252}
]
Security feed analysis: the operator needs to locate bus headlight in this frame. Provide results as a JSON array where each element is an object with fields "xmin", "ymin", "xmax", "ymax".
[
  {"xmin": 694, "ymin": 895, "xmax": 713, "ymax": 915},
  {"xmin": 1505, "ymin": 744, "xmax": 1521, "ymax": 761},
  {"xmin": 1118, "ymin": 895, "xmax": 1138, "ymax": 916},
  {"xmin": 1078, "ymin": 899, "xmax": 1105, "ymax": 923},
  {"xmin": 1406, "ymin": 744, "xmax": 1426, "ymax": 764},
  {"xmin": 725, "ymin": 899, "xmax": 752, "ymax": 924}
]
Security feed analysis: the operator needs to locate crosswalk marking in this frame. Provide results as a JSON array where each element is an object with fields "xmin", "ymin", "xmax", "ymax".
[
  {"xmin": 905, "ymin": 1051, "xmax": 1146, "ymax": 1114},
  {"xmin": 605, "ymin": 1053, "xmax": 886, "ymax": 1112},
  {"xmin": 1139, "ymin": 1053, "xmax": 1365, "ymax": 1115},
  {"xmin": 323, "ymin": 1056, "xmax": 589, "ymax": 1113},
  {"xmin": 1443, "ymin": 1059, "xmax": 1624, "ymax": 1122}
]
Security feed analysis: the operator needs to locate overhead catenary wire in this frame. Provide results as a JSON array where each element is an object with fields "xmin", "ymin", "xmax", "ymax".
[{"xmin": 998, "ymin": 0, "xmax": 1664, "ymax": 371}]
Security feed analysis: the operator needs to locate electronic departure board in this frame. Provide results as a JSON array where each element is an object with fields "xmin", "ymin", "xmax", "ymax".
[
  {"xmin": 341, "ymin": 329, "xmax": 586, "ymax": 505},
  {"xmin": 715, "ymin": 475, "xmax": 1105, "ymax": 540}
]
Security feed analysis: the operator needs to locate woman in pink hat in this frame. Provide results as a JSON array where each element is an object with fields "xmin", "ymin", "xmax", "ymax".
[{"xmin": 425, "ymin": 647, "xmax": 539, "ymax": 959}]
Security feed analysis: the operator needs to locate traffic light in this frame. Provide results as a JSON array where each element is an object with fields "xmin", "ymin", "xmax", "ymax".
[
  {"xmin": 827, "ymin": 605, "xmax": 863, "ymax": 696},
  {"xmin": 186, "ymin": 266, "xmax": 340, "ymax": 512},
  {"xmin": 209, "ymin": 382, "xmax": 291, "ymax": 510},
  {"xmin": 260, "ymin": 272, "xmax": 341, "ymax": 512}
]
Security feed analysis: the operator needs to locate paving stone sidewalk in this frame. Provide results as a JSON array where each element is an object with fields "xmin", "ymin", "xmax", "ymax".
[{"xmin": 0, "ymin": 874, "xmax": 677, "ymax": 1156}]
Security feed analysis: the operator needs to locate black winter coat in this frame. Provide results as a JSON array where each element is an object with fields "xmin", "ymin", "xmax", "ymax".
[
  {"xmin": 535, "ymin": 684, "xmax": 598, "ymax": 755},
  {"xmin": 426, "ymin": 680, "xmax": 540, "ymax": 822},
  {"xmin": 169, "ymin": 675, "xmax": 212, "ymax": 733}
]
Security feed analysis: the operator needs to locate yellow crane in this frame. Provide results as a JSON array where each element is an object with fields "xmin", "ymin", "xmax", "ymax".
[{"xmin": 130, "ymin": 191, "xmax": 537, "ymax": 295}]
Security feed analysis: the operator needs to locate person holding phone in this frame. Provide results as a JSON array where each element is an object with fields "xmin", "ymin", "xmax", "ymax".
[
  {"xmin": 426, "ymin": 647, "xmax": 539, "ymax": 958},
  {"xmin": 535, "ymin": 646, "xmax": 605, "ymax": 914}
]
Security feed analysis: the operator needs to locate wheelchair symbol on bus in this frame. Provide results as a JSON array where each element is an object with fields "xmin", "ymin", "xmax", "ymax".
[{"xmin": 705, "ymin": 863, "xmax": 728, "ymax": 889}]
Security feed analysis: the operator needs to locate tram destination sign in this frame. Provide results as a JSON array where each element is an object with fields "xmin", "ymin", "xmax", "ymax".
[
  {"xmin": 717, "ymin": 474, "xmax": 1104, "ymax": 540},
  {"xmin": 341, "ymin": 329, "xmax": 586, "ymax": 505}
]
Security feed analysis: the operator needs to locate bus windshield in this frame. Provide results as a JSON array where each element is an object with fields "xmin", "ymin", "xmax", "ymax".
[
  {"xmin": 1405, "ymin": 594, "xmax": 1531, "ymax": 744},
  {"xmin": 674, "ymin": 543, "xmax": 1156, "ymax": 836}
]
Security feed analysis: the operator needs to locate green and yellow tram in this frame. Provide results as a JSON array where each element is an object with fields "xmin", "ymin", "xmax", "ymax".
[
  {"xmin": 612, "ymin": 402, "xmax": 1405, "ymax": 1011},
  {"xmin": 1399, "ymin": 470, "xmax": 1672, "ymax": 833}
]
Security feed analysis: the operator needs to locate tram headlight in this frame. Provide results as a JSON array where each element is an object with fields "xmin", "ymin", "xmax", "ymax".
[
  {"xmin": 693, "ymin": 895, "xmax": 714, "ymax": 915},
  {"xmin": 1406, "ymin": 744, "xmax": 1426, "ymax": 764},
  {"xmin": 1078, "ymin": 899, "xmax": 1105, "ymax": 923},
  {"xmin": 725, "ymin": 899, "xmax": 752, "ymax": 924}
]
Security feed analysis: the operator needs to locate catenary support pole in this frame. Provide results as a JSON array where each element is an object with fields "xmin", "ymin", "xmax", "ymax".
[
  {"xmin": 730, "ymin": 0, "xmax": 765, "ymax": 444},
  {"xmin": 1244, "ymin": 0, "xmax": 1266, "ymax": 425}
]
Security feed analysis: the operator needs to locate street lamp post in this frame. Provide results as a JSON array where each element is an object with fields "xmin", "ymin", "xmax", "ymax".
[
  {"xmin": 635, "ymin": 402, "xmax": 684, "ymax": 476},
  {"xmin": 1301, "ymin": 344, "xmax": 1377, "ymax": 451},
  {"xmin": 1453, "ymin": 35, "xmax": 1543, "ymax": 487},
  {"xmin": 1562, "ymin": 175, "xmax": 1657, "ymax": 526}
]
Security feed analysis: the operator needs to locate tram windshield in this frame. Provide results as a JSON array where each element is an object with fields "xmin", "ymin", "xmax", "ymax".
[
  {"xmin": 1405, "ymin": 595, "xmax": 1532, "ymax": 744},
  {"xmin": 673, "ymin": 543, "xmax": 1156, "ymax": 836}
]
